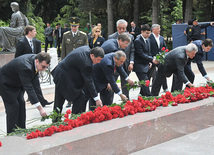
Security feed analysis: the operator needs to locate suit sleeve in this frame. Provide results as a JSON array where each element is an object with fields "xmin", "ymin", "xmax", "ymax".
[
  {"xmin": 116, "ymin": 66, "xmax": 128, "ymax": 78},
  {"xmin": 134, "ymin": 39, "xmax": 153, "ymax": 62},
  {"xmin": 200, "ymin": 23, "xmax": 211, "ymax": 29},
  {"xmin": 175, "ymin": 57, "xmax": 189, "ymax": 83},
  {"xmin": 129, "ymin": 37, "xmax": 135, "ymax": 62},
  {"xmin": 18, "ymin": 69, "xmax": 40, "ymax": 104},
  {"xmin": 102, "ymin": 64, "xmax": 120, "ymax": 93},
  {"xmin": 194, "ymin": 54, "xmax": 207, "ymax": 76},
  {"xmin": 81, "ymin": 65, "xmax": 98, "ymax": 98},
  {"xmin": 15, "ymin": 41, "xmax": 24, "ymax": 58},
  {"xmin": 61, "ymin": 35, "xmax": 66, "ymax": 60}
]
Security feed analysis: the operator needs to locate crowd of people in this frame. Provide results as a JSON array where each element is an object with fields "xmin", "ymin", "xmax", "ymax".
[{"xmin": 0, "ymin": 6, "xmax": 214, "ymax": 134}]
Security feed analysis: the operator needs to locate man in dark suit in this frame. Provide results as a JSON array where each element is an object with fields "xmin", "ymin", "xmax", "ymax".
[
  {"xmin": 185, "ymin": 39, "xmax": 213, "ymax": 83},
  {"xmin": 129, "ymin": 21, "xmax": 141, "ymax": 40},
  {"xmin": 89, "ymin": 51, "xmax": 134, "ymax": 110},
  {"xmin": 15, "ymin": 25, "xmax": 41, "ymax": 57},
  {"xmin": 134, "ymin": 24, "xmax": 159, "ymax": 96},
  {"xmin": 151, "ymin": 43, "xmax": 198, "ymax": 96},
  {"xmin": 15, "ymin": 25, "xmax": 53, "ymax": 106},
  {"xmin": 148, "ymin": 24, "xmax": 168, "ymax": 92},
  {"xmin": 54, "ymin": 23, "xmax": 63, "ymax": 57},
  {"xmin": 52, "ymin": 46, "xmax": 104, "ymax": 115},
  {"xmin": 108, "ymin": 19, "xmax": 135, "ymax": 101},
  {"xmin": 0, "ymin": 53, "xmax": 51, "ymax": 133},
  {"xmin": 44, "ymin": 23, "xmax": 53, "ymax": 53}
]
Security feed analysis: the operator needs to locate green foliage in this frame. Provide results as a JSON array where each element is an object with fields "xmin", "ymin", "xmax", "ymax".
[
  {"xmin": 171, "ymin": 0, "xmax": 183, "ymax": 22},
  {"xmin": 26, "ymin": 0, "xmax": 45, "ymax": 43},
  {"xmin": 0, "ymin": 20, "xmax": 9, "ymax": 27}
]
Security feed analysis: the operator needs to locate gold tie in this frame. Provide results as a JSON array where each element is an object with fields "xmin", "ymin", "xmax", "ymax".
[{"xmin": 35, "ymin": 70, "xmax": 38, "ymax": 74}]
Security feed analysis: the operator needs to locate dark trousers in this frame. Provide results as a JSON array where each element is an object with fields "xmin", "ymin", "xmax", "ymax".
[
  {"xmin": 89, "ymin": 85, "xmax": 112, "ymax": 111},
  {"xmin": 56, "ymin": 39, "xmax": 62, "ymax": 57},
  {"xmin": 135, "ymin": 72, "xmax": 152, "ymax": 96},
  {"xmin": 45, "ymin": 38, "xmax": 53, "ymax": 53},
  {"xmin": 2, "ymin": 90, "xmax": 26, "ymax": 133},
  {"xmin": 54, "ymin": 87, "xmax": 88, "ymax": 115},
  {"xmin": 148, "ymin": 65, "xmax": 168, "ymax": 90}
]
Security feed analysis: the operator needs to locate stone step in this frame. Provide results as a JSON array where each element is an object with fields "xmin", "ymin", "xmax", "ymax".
[{"xmin": 0, "ymin": 97, "xmax": 213, "ymax": 154}]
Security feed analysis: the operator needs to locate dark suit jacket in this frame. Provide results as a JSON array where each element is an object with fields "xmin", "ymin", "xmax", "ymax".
[
  {"xmin": 108, "ymin": 32, "xmax": 135, "ymax": 72},
  {"xmin": 55, "ymin": 27, "xmax": 63, "ymax": 43},
  {"xmin": 149, "ymin": 33, "xmax": 167, "ymax": 57},
  {"xmin": 128, "ymin": 26, "xmax": 141, "ymax": 39},
  {"xmin": 101, "ymin": 39, "xmax": 119, "ymax": 54},
  {"xmin": 15, "ymin": 37, "xmax": 41, "ymax": 58},
  {"xmin": 164, "ymin": 46, "xmax": 189, "ymax": 83},
  {"xmin": 134, "ymin": 35, "xmax": 153, "ymax": 73},
  {"xmin": 189, "ymin": 40, "xmax": 207, "ymax": 76},
  {"xmin": 88, "ymin": 36, "xmax": 105, "ymax": 48},
  {"xmin": 93, "ymin": 53, "xmax": 128, "ymax": 93},
  {"xmin": 51, "ymin": 46, "xmax": 97, "ymax": 101},
  {"xmin": 0, "ymin": 54, "xmax": 45, "ymax": 104}
]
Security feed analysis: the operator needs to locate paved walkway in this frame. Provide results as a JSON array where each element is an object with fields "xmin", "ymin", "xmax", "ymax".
[{"xmin": 0, "ymin": 61, "xmax": 214, "ymax": 154}]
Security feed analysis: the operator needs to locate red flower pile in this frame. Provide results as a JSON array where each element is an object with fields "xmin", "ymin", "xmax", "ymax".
[
  {"xmin": 26, "ymin": 85, "xmax": 214, "ymax": 140},
  {"xmin": 0, "ymin": 141, "xmax": 2, "ymax": 147}
]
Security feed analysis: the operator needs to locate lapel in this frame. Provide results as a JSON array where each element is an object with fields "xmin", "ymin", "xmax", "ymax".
[
  {"xmin": 24, "ymin": 37, "xmax": 33, "ymax": 53},
  {"xmin": 151, "ymin": 34, "xmax": 159, "ymax": 49}
]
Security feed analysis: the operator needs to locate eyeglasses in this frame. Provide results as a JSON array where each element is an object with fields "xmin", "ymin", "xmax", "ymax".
[
  {"xmin": 96, "ymin": 31, "xmax": 100, "ymax": 32},
  {"xmin": 41, "ymin": 65, "xmax": 48, "ymax": 69}
]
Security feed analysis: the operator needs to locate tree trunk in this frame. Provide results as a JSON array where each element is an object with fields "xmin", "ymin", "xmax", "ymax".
[
  {"xmin": 107, "ymin": 0, "xmax": 114, "ymax": 36},
  {"xmin": 133, "ymin": 0, "xmax": 140, "ymax": 26},
  {"xmin": 184, "ymin": 0, "xmax": 193, "ymax": 23},
  {"xmin": 152, "ymin": 0, "xmax": 159, "ymax": 24},
  {"xmin": 204, "ymin": 0, "xmax": 211, "ymax": 21}
]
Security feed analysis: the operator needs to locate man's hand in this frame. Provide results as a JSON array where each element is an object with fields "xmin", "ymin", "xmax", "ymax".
[
  {"xmin": 149, "ymin": 62, "xmax": 152, "ymax": 69},
  {"xmin": 120, "ymin": 94, "xmax": 128, "ymax": 101},
  {"xmin": 127, "ymin": 79, "xmax": 135, "ymax": 86},
  {"xmin": 128, "ymin": 63, "xmax": 134, "ymax": 71},
  {"xmin": 106, "ymin": 83, "xmax": 112, "ymax": 91},
  {"xmin": 152, "ymin": 59, "xmax": 159, "ymax": 64},
  {"xmin": 37, "ymin": 105, "xmax": 47, "ymax": 117},
  {"xmin": 188, "ymin": 83, "xmax": 195, "ymax": 88},
  {"xmin": 96, "ymin": 99, "xmax": 103, "ymax": 107}
]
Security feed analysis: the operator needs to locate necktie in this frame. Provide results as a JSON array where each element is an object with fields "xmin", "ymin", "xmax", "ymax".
[
  {"xmin": 30, "ymin": 40, "xmax": 34, "ymax": 52},
  {"xmin": 114, "ymin": 66, "xmax": 116, "ymax": 73},
  {"xmin": 35, "ymin": 70, "xmax": 38, "ymax": 74},
  {"xmin": 145, "ymin": 39, "xmax": 149, "ymax": 51}
]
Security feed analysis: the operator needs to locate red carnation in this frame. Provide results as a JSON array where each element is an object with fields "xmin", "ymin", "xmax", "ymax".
[
  {"xmin": 165, "ymin": 49, "xmax": 169, "ymax": 52},
  {"xmin": 162, "ymin": 47, "xmax": 165, "ymax": 51},
  {"xmin": 145, "ymin": 80, "xmax": 150, "ymax": 87},
  {"xmin": 0, "ymin": 141, "xmax": 2, "ymax": 147},
  {"xmin": 66, "ymin": 109, "xmax": 72, "ymax": 114}
]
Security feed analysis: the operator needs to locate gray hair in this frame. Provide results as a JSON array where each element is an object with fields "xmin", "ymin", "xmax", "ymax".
[
  {"xmin": 116, "ymin": 19, "xmax": 127, "ymax": 28},
  {"xmin": 186, "ymin": 43, "xmax": 198, "ymax": 53},
  {"xmin": 114, "ymin": 50, "xmax": 126, "ymax": 60},
  {"xmin": 117, "ymin": 33, "xmax": 131, "ymax": 42},
  {"xmin": 151, "ymin": 24, "xmax": 160, "ymax": 31}
]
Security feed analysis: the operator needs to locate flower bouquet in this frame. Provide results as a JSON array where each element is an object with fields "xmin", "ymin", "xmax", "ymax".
[
  {"xmin": 126, "ymin": 80, "xmax": 150, "ymax": 91},
  {"xmin": 207, "ymin": 80, "xmax": 214, "ymax": 88},
  {"xmin": 155, "ymin": 47, "xmax": 169, "ymax": 64}
]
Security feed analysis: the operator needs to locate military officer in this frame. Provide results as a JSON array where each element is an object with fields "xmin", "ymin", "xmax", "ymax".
[
  {"xmin": 185, "ymin": 17, "xmax": 213, "ymax": 43},
  {"xmin": 61, "ymin": 17, "xmax": 88, "ymax": 60}
]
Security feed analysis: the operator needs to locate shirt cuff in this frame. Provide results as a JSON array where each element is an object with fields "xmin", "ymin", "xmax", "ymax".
[
  {"xmin": 125, "ymin": 76, "xmax": 129, "ymax": 81},
  {"xmin": 93, "ymin": 96, "xmax": 99, "ymax": 101},
  {"xmin": 118, "ymin": 91, "xmax": 122, "ymax": 95},
  {"xmin": 34, "ymin": 102, "xmax": 41, "ymax": 108},
  {"xmin": 204, "ymin": 75, "xmax": 209, "ymax": 79},
  {"xmin": 130, "ymin": 61, "xmax": 134, "ymax": 64},
  {"xmin": 185, "ymin": 81, "xmax": 190, "ymax": 85}
]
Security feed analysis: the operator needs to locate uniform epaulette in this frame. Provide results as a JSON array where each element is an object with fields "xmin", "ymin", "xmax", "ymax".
[
  {"xmin": 64, "ymin": 31, "xmax": 71, "ymax": 35},
  {"xmin": 79, "ymin": 31, "xmax": 87, "ymax": 35}
]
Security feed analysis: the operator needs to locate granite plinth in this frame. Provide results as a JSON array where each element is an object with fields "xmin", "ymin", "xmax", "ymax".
[
  {"xmin": 0, "ymin": 98, "xmax": 213, "ymax": 155},
  {"xmin": 0, "ymin": 52, "xmax": 14, "ymax": 67}
]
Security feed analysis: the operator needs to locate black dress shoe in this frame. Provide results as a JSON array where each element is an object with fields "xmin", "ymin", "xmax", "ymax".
[{"xmin": 42, "ymin": 101, "xmax": 54, "ymax": 107}]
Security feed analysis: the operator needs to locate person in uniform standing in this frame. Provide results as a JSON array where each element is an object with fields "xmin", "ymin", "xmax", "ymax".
[
  {"xmin": 61, "ymin": 17, "xmax": 88, "ymax": 108},
  {"xmin": 61, "ymin": 17, "xmax": 88, "ymax": 60}
]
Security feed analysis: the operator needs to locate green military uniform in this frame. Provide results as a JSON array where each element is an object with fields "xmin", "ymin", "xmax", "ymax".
[{"xmin": 61, "ymin": 30, "xmax": 88, "ymax": 59}]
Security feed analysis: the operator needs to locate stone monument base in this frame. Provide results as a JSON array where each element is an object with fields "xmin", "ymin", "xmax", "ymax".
[
  {"xmin": 0, "ymin": 52, "xmax": 15, "ymax": 67},
  {"xmin": 0, "ymin": 98, "xmax": 213, "ymax": 154}
]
